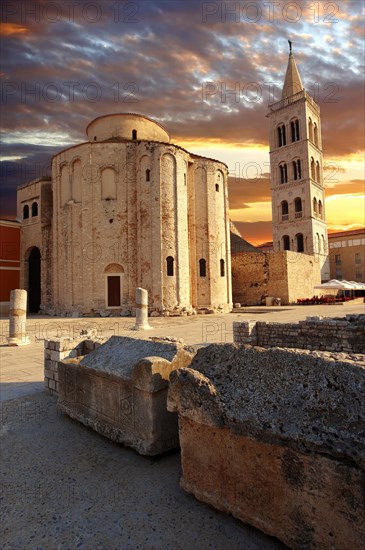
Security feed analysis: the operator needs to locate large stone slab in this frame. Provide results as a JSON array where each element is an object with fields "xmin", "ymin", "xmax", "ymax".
[
  {"xmin": 58, "ymin": 336, "xmax": 195, "ymax": 455},
  {"xmin": 168, "ymin": 345, "xmax": 365, "ymax": 549}
]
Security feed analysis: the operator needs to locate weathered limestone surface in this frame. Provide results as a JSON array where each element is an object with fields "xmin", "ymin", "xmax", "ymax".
[
  {"xmin": 231, "ymin": 250, "xmax": 322, "ymax": 306},
  {"xmin": 18, "ymin": 114, "xmax": 232, "ymax": 316},
  {"xmin": 58, "ymin": 336, "xmax": 195, "ymax": 455},
  {"xmin": 8, "ymin": 289, "xmax": 30, "ymax": 346},
  {"xmin": 44, "ymin": 337, "xmax": 105, "ymax": 395},
  {"xmin": 168, "ymin": 344, "xmax": 365, "ymax": 549},
  {"xmin": 233, "ymin": 314, "xmax": 365, "ymax": 353},
  {"xmin": 132, "ymin": 287, "xmax": 152, "ymax": 330}
]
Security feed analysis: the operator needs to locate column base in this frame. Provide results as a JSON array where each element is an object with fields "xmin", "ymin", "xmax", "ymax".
[{"xmin": 7, "ymin": 336, "xmax": 31, "ymax": 346}]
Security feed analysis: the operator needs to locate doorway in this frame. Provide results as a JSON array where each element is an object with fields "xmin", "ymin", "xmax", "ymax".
[
  {"xmin": 107, "ymin": 276, "xmax": 121, "ymax": 307},
  {"xmin": 28, "ymin": 247, "xmax": 41, "ymax": 313}
]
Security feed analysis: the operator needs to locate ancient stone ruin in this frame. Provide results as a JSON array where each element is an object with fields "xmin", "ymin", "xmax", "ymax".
[
  {"xmin": 7, "ymin": 289, "xmax": 30, "ymax": 346},
  {"xmin": 168, "ymin": 344, "xmax": 365, "ymax": 550},
  {"xmin": 234, "ymin": 314, "xmax": 365, "ymax": 353},
  {"xmin": 57, "ymin": 336, "xmax": 195, "ymax": 455}
]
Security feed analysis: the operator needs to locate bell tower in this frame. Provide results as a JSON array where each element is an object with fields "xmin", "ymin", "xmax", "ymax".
[{"xmin": 267, "ymin": 42, "xmax": 330, "ymax": 281}]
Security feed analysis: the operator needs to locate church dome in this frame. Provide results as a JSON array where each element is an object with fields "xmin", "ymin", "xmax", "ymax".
[{"xmin": 86, "ymin": 113, "xmax": 170, "ymax": 143}]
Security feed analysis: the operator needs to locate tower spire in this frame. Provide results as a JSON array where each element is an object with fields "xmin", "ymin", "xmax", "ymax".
[{"xmin": 281, "ymin": 42, "xmax": 303, "ymax": 99}]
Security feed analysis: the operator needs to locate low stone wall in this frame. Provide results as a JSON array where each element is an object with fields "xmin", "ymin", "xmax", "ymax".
[
  {"xmin": 168, "ymin": 344, "xmax": 365, "ymax": 549},
  {"xmin": 233, "ymin": 314, "xmax": 365, "ymax": 353},
  {"xmin": 44, "ymin": 337, "xmax": 105, "ymax": 394}
]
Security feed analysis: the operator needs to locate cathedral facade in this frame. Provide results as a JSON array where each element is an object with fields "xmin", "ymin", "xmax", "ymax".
[{"xmin": 17, "ymin": 113, "xmax": 232, "ymax": 315}]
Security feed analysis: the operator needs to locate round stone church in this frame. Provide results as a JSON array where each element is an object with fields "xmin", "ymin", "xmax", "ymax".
[{"xmin": 18, "ymin": 113, "xmax": 232, "ymax": 315}]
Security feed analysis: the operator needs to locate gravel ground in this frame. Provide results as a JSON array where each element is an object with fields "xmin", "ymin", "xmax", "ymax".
[{"xmin": 0, "ymin": 391, "xmax": 286, "ymax": 550}]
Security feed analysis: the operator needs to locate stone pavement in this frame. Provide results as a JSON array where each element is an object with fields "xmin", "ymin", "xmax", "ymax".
[
  {"xmin": 0, "ymin": 303, "xmax": 363, "ymax": 549},
  {"xmin": 1, "ymin": 391, "xmax": 285, "ymax": 550},
  {"xmin": 1, "ymin": 302, "xmax": 364, "ymax": 402}
]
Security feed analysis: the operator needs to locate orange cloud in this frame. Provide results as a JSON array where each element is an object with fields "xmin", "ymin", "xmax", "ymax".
[{"xmin": 0, "ymin": 23, "xmax": 28, "ymax": 36}]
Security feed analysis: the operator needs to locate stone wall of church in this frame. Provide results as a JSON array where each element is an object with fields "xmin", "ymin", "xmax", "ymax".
[
  {"xmin": 231, "ymin": 250, "xmax": 321, "ymax": 305},
  {"xmin": 18, "ymin": 115, "xmax": 232, "ymax": 315}
]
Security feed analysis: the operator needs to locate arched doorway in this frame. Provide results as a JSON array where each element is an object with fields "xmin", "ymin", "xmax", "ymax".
[
  {"xmin": 104, "ymin": 263, "xmax": 124, "ymax": 308},
  {"xmin": 28, "ymin": 247, "xmax": 41, "ymax": 313}
]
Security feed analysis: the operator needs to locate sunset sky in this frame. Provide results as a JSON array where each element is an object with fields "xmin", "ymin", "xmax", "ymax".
[{"xmin": 1, "ymin": 0, "xmax": 364, "ymax": 245}]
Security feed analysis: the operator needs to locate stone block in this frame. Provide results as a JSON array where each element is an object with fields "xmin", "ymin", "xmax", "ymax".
[
  {"xmin": 168, "ymin": 344, "xmax": 365, "ymax": 550},
  {"xmin": 44, "ymin": 369, "xmax": 53, "ymax": 380},
  {"xmin": 58, "ymin": 336, "xmax": 195, "ymax": 455}
]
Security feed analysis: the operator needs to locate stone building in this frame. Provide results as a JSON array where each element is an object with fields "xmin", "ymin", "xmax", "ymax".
[
  {"xmin": 267, "ymin": 46, "xmax": 330, "ymax": 281},
  {"xmin": 17, "ymin": 113, "xmax": 232, "ymax": 315},
  {"xmin": 328, "ymin": 228, "xmax": 365, "ymax": 281}
]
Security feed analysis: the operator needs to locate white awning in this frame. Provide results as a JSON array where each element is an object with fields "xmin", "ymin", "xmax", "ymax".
[{"xmin": 314, "ymin": 279, "xmax": 365, "ymax": 290}]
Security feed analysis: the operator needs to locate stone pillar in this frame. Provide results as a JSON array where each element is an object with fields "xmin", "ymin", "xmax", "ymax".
[
  {"xmin": 132, "ymin": 288, "xmax": 152, "ymax": 330},
  {"xmin": 8, "ymin": 289, "xmax": 30, "ymax": 346}
]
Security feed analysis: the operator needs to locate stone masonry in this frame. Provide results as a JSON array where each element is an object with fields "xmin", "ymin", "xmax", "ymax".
[
  {"xmin": 231, "ymin": 250, "xmax": 321, "ymax": 306},
  {"xmin": 57, "ymin": 336, "xmax": 195, "ymax": 455},
  {"xmin": 44, "ymin": 336, "xmax": 106, "ymax": 394},
  {"xmin": 233, "ymin": 314, "xmax": 365, "ymax": 353},
  {"xmin": 18, "ymin": 113, "xmax": 232, "ymax": 316},
  {"xmin": 167, "ymin": 344, "xmax": 365, "ymax": 549}
]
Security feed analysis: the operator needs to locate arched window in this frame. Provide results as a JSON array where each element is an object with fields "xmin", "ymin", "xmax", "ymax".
[
  {"xmin": 291, "ymin": 118, "xmax": 300, "ymax": 142},
  {"xmin": 279, "ymin": 163, "xmax": 288, "ymax": 184},
  {"xmin": 282, "ymin": 235, "xmax": 290, "ymax": 251},
  {"xmin": 294, "ymin": 197, "xmax": 302, "ymax": 218},
  {"xmin": 316, "ymin": 160, "xmax": 321, "ymax": 183},
  {"xmin": 216, "ymin": 170, "xmax": 224, "ymax": 191},
  {"xmin": 281, "ymin": 200, "xmax": 289, "ymax": 220},
  {"xmin": 146, "ymin": 169, "xmax": 150, "ymax": 182},
  {"xmin": 318, "ymin": 200, "xmax": 323, "ymax": 218},
  {"xmin": 23, "ymin": 204, "xmax": 29, "ymax": 219},
  {"xmin": 277, "ymin": 124, "xmax": 286, "ymax": 147},
  {"xmin": 166, "ymin": 256, "xmax": 174, "ymax": 276},
  {"xmin": 220, "ymin": 259, "xmax": 225, "ymax": 277},
  {"xmin": 296, "ymin": 233, "xmax": 304, "ymax": 252},
  {"xmin": 310, "ymin": 157, "xmax": 316, "ymax": 180},
  {"xmin": 308, "ymin": 118, "xmax": 313, "ymax": 142},
  {"xmin": 132, "ymin": 129, "xmax": 137, "ymax": 140},
  {"xmin": 314, "ymin": 123, "xmax": 318, "ymax": 146},
  {"xmin": 31, "ymin": 202, "xmax": 38, "ymax": 217},
  {"xmin": 293, "ymin": 159, "xmax": 301, "ymax": 180},
  {"xmin": 199, "ymin": 258, "xmax": 206, "ymax": 277},
  {"xmin": 313, "ymin": 197, "xmax": 317, "ymax": 215}
]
